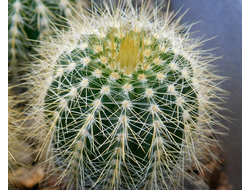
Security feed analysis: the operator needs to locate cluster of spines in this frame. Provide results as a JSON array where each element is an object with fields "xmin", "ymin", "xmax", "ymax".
[{"xmin": 20, "ymin": 1, "xmax": 226, "ymax": 190}]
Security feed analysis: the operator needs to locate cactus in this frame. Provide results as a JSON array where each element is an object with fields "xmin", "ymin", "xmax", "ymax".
[
  {"xmin": 8, "ymin": 0, "xmax": 89, "ymax": 83},
  {"xmin": 22, "ymin": 1, "xmax": 226, "ymax": 189}
]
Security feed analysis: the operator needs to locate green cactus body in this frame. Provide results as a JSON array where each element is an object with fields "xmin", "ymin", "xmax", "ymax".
[{"xmin": 24, "ymin": 1, "xmax": 226, "ymax": 190}]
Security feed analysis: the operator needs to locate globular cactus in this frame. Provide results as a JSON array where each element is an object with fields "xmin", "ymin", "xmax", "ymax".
[
  {"xmin": 22, "ymin": 1, "xmax": 226, "ymax": 189},
  {"xmin": 8, "ymin": 0, "xmax": 89, "ymax": 83}
]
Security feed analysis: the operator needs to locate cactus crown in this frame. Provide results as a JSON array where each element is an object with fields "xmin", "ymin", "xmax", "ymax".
[{"xmin": 24, "ymin": 1, "xmax": 226, "ymax": 190}]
